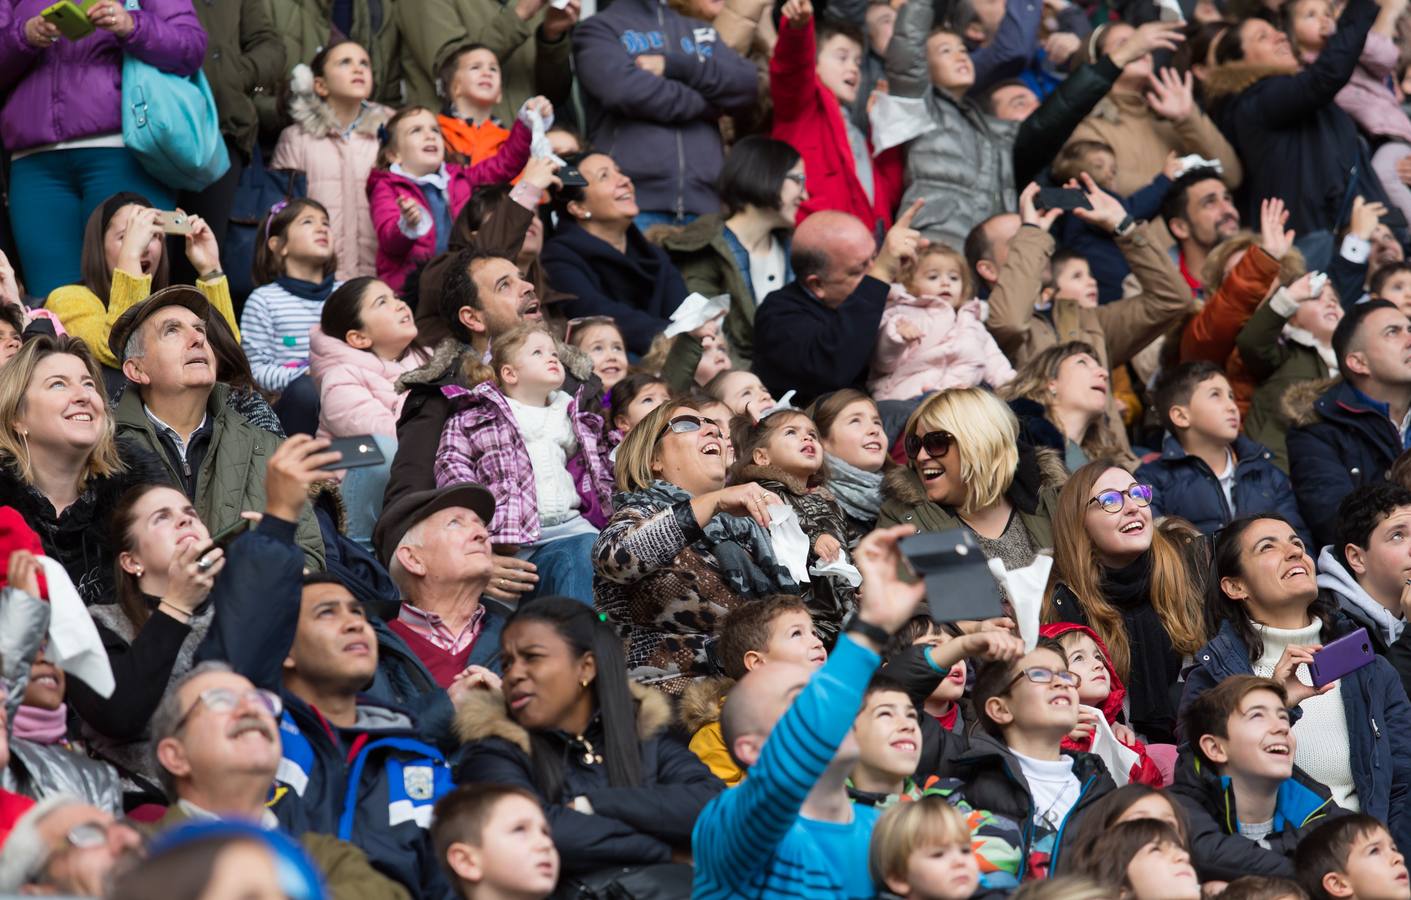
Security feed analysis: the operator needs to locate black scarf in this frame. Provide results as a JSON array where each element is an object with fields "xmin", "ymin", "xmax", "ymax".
[
  {"xmin": 1099, "ymin": 552, "xmax": 1154, "ymax": 612},
  {"xmin": 275, "ymin": 274, "xmax": 336, "ymax": 303}
]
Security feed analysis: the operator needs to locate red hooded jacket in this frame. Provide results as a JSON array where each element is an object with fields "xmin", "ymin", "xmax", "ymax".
[{"xmin": 1040, "ymin": 622, "xmax": 1164, "ymax": 787}]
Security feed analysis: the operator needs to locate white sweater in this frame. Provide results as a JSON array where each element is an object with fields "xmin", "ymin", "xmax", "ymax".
[
  {"xmin": 1252, "ymin": 621, "xmax": 1359, "ymax": 811},
  {"xmin": 507, "ymin": 392, "xmax": 581, "ymax": 527}
]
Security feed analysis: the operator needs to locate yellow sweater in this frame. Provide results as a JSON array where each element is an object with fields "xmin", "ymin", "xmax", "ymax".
[
  {"xmin": 689, "ymin": 721, "xmax": 745, "ymax": 787},
  {"xmin": 46, "ymin": 269, "xmax": 240, "ymax": 369}
]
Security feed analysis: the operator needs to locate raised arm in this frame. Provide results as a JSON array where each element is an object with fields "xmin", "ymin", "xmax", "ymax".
[{"xmin": 885, "ymin": 0, "xmax": 935, "ymax": 98}]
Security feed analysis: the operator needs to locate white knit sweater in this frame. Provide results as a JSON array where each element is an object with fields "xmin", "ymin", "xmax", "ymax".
[
  {"xmin": 507, "ymin": 392, "xmax": 581, "ymax": 527},
  {"xmin": 1252, "ymin": 621, "xmax": 1359, "ymax": 811}
]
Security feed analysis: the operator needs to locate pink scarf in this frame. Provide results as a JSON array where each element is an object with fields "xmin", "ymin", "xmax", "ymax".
[{"xmin": 12, "ymin": 704, "xmax": 67, "ymax": 745}]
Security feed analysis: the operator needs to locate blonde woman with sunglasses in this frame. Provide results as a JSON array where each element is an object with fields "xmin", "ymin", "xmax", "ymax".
[{"xmin": 592, "ymin": 400, "xmax": 800, "ymax": 695}]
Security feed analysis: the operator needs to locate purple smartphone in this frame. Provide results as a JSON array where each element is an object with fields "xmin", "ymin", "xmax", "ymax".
[{"xmin": 1308, "ymin": 627, "xmax": 1376, "ymax": 689}]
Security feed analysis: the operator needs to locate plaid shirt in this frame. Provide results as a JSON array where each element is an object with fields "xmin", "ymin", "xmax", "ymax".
[
  {"xmin": 396, "ymin": 602, "xmax": 486, "ymax": 655},
  {"xmin": 434, "ymin": 381, "xmax": 614, "ymax": 544}
]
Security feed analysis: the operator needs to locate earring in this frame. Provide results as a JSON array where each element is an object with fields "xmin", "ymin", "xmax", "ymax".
[
  {"xmin": 580, "ymin": 679, "xmax": 590, "ymax": 688},
  {"xmin": 582, "ymin": 211, "xmax": 592, "ymax": 220},
  {"xmin": 134, "ymin": 566, "xmax": 143, "ymax": 577}
]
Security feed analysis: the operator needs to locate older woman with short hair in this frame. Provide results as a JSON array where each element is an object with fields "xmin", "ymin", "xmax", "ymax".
[
  {"xmin": 0, "ymin": 336, "xmax": 162, "ymax": 604},
  {"xmin": 878, "ymin": 387, "xmax": 1064, "ymax": 573},
  {"xmin": 593, "ymin": 401, "xmax": 798, "ymax": 694}
]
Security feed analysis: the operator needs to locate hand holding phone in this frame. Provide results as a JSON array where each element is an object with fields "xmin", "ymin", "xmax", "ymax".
[
  {"xmin": 1036, "ymin": 187, "xmax": 1093, "ymax": 213},
  {"xmin": 40, "ymin": 0, "xmax": 94, "ymax": 40},
  {"xmin": 1309, "ymin": 627, "xmax": 1376, "ymax": 689},
  {"xmin": 318, "ymin": 435, "xmax": 387, "ymax": 471},
  {"xmin": 899, "ymin": 529, "xmax": 1007, "ymax": 622},
  {"xmin": 155, "ymin": 210, "xmax": 193, "ymax": 236}
]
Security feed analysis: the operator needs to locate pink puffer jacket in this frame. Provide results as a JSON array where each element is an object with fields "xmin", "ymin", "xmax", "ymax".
[
  {"xmin": 307, "ymin": 325, "xmax": 430, "ymax": 439},
  {"xmin": 868, "ymin": 291, "xmax": 1017, "ymax": 401}
]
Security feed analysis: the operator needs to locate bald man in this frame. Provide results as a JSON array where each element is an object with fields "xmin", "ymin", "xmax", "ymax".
[
  {"xmin": 751, "ymin": 203, "xmax": 925, "ymax": 406},
  {"xmin": 692, "ymin": 525, "xmax": 1023, "ymax": 898}
]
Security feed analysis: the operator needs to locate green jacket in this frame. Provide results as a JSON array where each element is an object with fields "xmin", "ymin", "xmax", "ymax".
[
  {"xmin": 115, "ymin": 384, "xmax": 325, "ymax": 572},
  {"xmin": 153, "ymin": 805, "xmax": 412, "ymax": 900},
  {"xmin": 1236, "ymin": 294, "xmax": 1335, "ymax": 473},
  {"xmin": 257, "ymin": 0, "xmax": 404, "ymax": 142},
  {"xmin": 658, "ymin": 213, "xmax": 762, "ymax": 364},
  {"xmin": 399, "ymin": 0, "xmax": 573, "ymax": 124},
  {"xmin": 876, "ymin": 448, "xmax": 1064, "ymax": 550},
  {"xmin": 191, "ymin": 0, "xmax": 286, "ymax": 158}
]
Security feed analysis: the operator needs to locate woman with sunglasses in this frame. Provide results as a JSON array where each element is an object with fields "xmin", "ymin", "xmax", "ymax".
[
  {"xmin": 1044, "ymin": 461, "xmax": 1209, "ymax": 746},
  {"xmin": 878, "ymin": 387, "xmax": 1064, "ymax": 575},
  {"xmin": 592, "ymin": 401, "xmax": 800, "ymax": 695},
  {"xmin": 1179, "ymin": 513, "xmax": 1411, "ymax": 852}
]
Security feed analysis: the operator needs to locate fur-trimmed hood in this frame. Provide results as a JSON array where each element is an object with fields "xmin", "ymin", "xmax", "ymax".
[
  {"xmin": 454, "ymin": 681, "xmax": 675, "ymax": 753},
  {"xmin": 881, "ymin": 444, "xmax": 1068, "ymax": 508},
  {"xmin": 1281, "ymin": 376, "xmax": 1341, "ymax": 428},
  {"xmin": 287, "ymin": 63, "xmax": 391, "ymax": 138},
  {"xmin": 679, "ymin": 675, "xmax": 734, "ymax": 734},
  {"xmin": 1203, "ymin": 62, "xmax": 1301, "ymax": 104},
  {"xmin": 393, "ymin": 335, "xmax": 598, "ymax": 394}
]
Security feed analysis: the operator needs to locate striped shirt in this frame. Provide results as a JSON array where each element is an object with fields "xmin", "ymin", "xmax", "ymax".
[
  {"xmin": 693, "ymin": 635, "xmax": 881, "ymax": 899},
  {"xmin": 240, "ymin": 280, "xmax": 340, "ymax": 392},
  {"xmin": 395, "ymin": 602, "xmax": 486, "ymax": 655}
]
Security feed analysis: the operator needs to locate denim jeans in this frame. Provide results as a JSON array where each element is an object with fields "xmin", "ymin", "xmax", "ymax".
[
  {"xmin": 10, "ymin": 147, "xmax": 175, "ymax": 297},
  {"xmin": 519, "ymin": 533, "xmax": 598, "ymax": 607},
  {"xmin": 633, "ymin": 210, "xmax": 697, "ymax": 232},
  {"xmin": 339, "ymin": 434, "xmax": 397, "ymax": 552}
]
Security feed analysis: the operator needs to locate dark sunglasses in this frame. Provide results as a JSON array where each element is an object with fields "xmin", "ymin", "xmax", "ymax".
[
  {"xmin": 905, "ymin": 429, "xmax": 954, "ymax": 460},
  {"xmin": 656, "ymin": 414, "xmax": 719, "ymax": 441},
  {"xmin": 1087, "ymin": 484, "xmax": 1154, "ymax": 515}
]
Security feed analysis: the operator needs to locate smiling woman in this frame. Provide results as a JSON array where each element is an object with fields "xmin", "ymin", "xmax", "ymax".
[{"xmin": 592, "ymin": 401, "xmax": 801, "ymax": 694}]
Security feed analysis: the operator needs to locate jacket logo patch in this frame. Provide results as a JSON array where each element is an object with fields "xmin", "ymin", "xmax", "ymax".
[
  {"xmin": 620, "ymin": 30, "xmax": 666, "ymax": 54},
  {"xmin": 404, "ymin": 765, "xmax": 435, "ymax": 801}
]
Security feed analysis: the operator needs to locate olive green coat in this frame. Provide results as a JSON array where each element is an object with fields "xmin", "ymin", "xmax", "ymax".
[
  {"xmin": 1236, "ymin": 295, "xmax": 1335, "ymax": 473},
  {"xmin": 190, "ymin": 0, "xmax": 286, "ymax": 158},
  {"xmin": 658, "ymin": 214, "xmax": 770, "ymax": 364},
  {"xmin": 115, "ymin": 384, "xmax": 325, "ymax": 572}
]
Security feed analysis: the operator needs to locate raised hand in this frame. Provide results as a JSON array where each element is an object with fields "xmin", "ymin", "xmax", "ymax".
[
  {"xmin": 1019, "ymin": 183, "xmax": 1062, "ymax": 232},
  {"xmin": 184, "ymin": 214, "xmax": 222, "ymax": 279},
  {"xmin": 265, "ymin": 435, "xmax": 341, "ymax": 522},
  {"xmin": 782, "ymin": 0, "xmax": 813, "ymax": 26},
  {"xmin": 1110, "ymin": 20, "xmax": 1184, "ymax": 67},
  {"xmin": 1259, "ymin": 197, "xmax": 1295, "ymax": 260},
  {"xmin": 1349, "ymin": 196, "xmax": 1388, "ymax": 241},
  {"xmin": 543, "ymin": 0, "xmax": 581, "ymax": 40},
  {"xmin": 1070, "ymin": 173, "xmax": 1129, "ymax": 234},
  {"xmin": 1146, "ymin": 68, "xmax": 1195, "ymax": 122},
  {"xmin": 852, "ymin": 524, "xmax": 928, "ymax": 643},
  {"xmin": 871, "ymin": 199, "xmax": 928, "ymax": 283},
  {"xmin": 0, "ymin": 251, "xmax": 22, "ymax": 310},
  {"xmin": 1270, "ymin": 643, "xmax": 1334, "ymax": 707},
  {"xmin": 115, "ymin": 206, "xmax": 162, "ymax": 277}
]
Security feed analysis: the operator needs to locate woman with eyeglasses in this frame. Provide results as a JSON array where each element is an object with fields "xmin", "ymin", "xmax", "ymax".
[
  {"xmin": 877, "ymin": 387, "xmax": 1064, "ymax": 576},
  {"xmin": 1044, "ymin": 461, "xmax": 1209, "ymax": 746},
  {"xmin": 592, "ymin": 401, "xmax": 800, "ymax": 695},
  {"xmin": 1178, "ymin": 513, "xmax": 1411, "ymax": 850},
  {"xmin": 542, "ymin": 153, "xmax": 690, "ymax": 357}
]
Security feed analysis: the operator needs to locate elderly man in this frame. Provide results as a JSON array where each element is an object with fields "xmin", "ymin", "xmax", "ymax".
[
  {"xmin": 149, "ymin": 662, "xmax": 410, "ymax": 899},
  {"xmin": 751, "ymin": 203, "xmax": 924, "ymax": 407},
  {"xmin": 0, "ymin": 796, "xmax": 142, "ymax": 895},
  {"xmin": 110, "ymin": 285, "xmax": 323, "ymax": 570}
]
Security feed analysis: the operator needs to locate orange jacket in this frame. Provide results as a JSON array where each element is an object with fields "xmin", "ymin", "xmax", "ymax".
[
  {"xmin": 438, "ymin": 113, "xmax": 510, "ymax": 165},
  {"xmin": 1179, "ymin": 245, "xmax": 1282, "ymax": 414}
]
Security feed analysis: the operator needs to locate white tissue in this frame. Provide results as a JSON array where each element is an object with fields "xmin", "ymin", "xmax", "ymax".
[
  {"xmin": 810, "ymin": 550, "xmax": 862, "ymax": 587},
  {"xmin": 1083, "ymin": 703, "xmax": 1140, "ymax": 787},
  {"xmin": 39, "ymin": 556, "xmax": 115, "ymax": 698},
  {"xmin": 869, "ymin": 93, "xmax": 933, "ymax": 154},
  {"xmin": 766, "ymin": 504, "xmax": 812, "ymax": 584},
  {"xmin": 664, "ymin": 292, "xmax": 730, "ymax": 338},
  {"xmin": 987, "ymin": 554, "xmax": 1052, "ymax": 652},
  {"xmin": 755, "ymin": 390, "xmax": 797, "ymax": 420},
  {"xmin": 524, "ymin": 108, "xmax": 565, "ymax": 166}
]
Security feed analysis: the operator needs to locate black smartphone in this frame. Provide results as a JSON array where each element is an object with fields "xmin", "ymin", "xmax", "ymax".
[
  {"xmin": 319, "ymin": 435, "xmax": 387, "ymax": 471},
  {"xmin": 558, "ymin": 166, "xmax": 588, "ymax": 188},
  {"xmin": 899, "ymin": 529, "xmax": 1007, "ymax": 623},
  {"xmin": 1036, "ymin": 187, "xmax": 1093, "ymax": 212}
]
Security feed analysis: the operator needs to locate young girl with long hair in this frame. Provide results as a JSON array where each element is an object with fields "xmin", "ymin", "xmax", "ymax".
[
  {"xmin": 1044, "ymin": 460, "xmax": 1208, "ymax": 744},
  {"xmin": 434, "ymin": 323, "xmax": 613, "ymax": 605}
]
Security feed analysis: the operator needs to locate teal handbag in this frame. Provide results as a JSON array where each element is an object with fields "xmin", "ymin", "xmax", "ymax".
[{"xmin": 120, "ymin": 0, "xmax": 229, "ymax": 191}]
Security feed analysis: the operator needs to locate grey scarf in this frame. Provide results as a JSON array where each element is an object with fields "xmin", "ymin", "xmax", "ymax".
[{"xmin": 825, "ymin": 453, "xmax": 884, "ymax": 525}]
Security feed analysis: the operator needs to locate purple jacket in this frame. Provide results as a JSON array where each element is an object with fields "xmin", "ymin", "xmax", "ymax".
[
  {"xmin": 0, "ymin": 0, "xmax": 207, "ymax": 151},
  {"xmin": 433, "ymin": 381, "xmax": 614, "ymax": 546}
]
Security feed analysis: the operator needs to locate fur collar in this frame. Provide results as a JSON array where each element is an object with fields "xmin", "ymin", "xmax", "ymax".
[
  {"xmin": 1281, "ymin": 376, "xmax": 1341, "ymax": 428},
  {"xmin": 679, "ymin": 675, "xmax": 734, "ymax": 734},
  {"xmin": 733, "ymin": 461, "xmax": 825, "ymax": 495},
  {"xmin": 881, "ymin": 446, "xmax": 1067, "ymax": 507},
  {"xmin": 1281, "ymin": 325, "xmax": 1340, "ymax": 373},
  {"xmin": 395, "ymin": 338, "xmax": 469, "ymax": 392},
  {"xmin": 1204, "ymin": 62, "xmax": 1300, "ymax": 104},
  {"xmin": 454, "ymin": 682, "xmax": 674, "ymax": 753},
  {"xmin": 287, "ymin": 64, "xmax": 390, "ymax": 138}
]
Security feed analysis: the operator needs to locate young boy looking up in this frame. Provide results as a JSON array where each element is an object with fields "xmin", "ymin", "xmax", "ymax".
[
  {"xmin": 432, "ymin": 784, "xmax": 560, "ymax": 900},
  {"xmin": 1370, "ymin": 263, "xmax": 1411, "ymax": 316},
  {"xmin": 1171, "ymin": 675, "xmax": 1346, "ymax": 883},
  {"xmin": 770, "ymin": 0, "xmax": 903, "ymax": 234},
  {"xmin": 848, "ymin": 674, "xmax": 924, "ymax": 808},
  {"xmin": 1297, "ymin": 815, "xmax": 1411, "ymax": 900},
  {"xmin": 437, "ymin": 45, "xmax": 511, "ymax": 165},
  {"xmin": 1137, "ymin": 361, "xmax": 1309, "ymax": 544},
  {"xmin": 682, "ymin": 595, "xmax": 827, "ymax": 786}
]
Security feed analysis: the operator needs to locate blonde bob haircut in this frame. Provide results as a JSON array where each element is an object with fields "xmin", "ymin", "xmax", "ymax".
[
  {"xmin": 614, "ymin": 399, "xmax": 695, "ymax": 493},
  {"xmin": 869, "ymin": 795, "xmax": 973, "ymax": 890},
  {"xmin": 0, "ymin": 335, "xmax": 124, "ymax": 488},
  {"xmin": 904, "ymin": 387, "xmax": 1019, "ymax": 516}
]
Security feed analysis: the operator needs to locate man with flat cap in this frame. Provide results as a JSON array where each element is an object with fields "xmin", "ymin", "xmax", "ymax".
[{"xmin": 111, "ymin": 285, "xmax": 324, "ymax": 570}]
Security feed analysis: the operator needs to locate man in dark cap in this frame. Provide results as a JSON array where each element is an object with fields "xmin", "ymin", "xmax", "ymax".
[{"xmin": 110, "ymin": 285, "xmax": 324, "ymax": 570}]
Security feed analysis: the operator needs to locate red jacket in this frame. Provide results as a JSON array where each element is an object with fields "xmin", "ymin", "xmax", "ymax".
[
  {"xmin": 1039, "ymin": 622, "xmax": 1164, "ymax": 787},
  {"xmin": 770, "ymin": 15, "xmax": 903, "ymax": 232},
  {"xmin": 366, "ymin": 120, "xmax": 531, "ymax": 292},
  {"xmin": 1179, "ymin": 245, "xmax": 1282, "ymax": 415},
  {"xmin": 0, "ymin": 788, "xmax": 33, "ymax": 847}
]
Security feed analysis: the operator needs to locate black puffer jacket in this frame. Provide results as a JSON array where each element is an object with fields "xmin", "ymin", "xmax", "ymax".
[
  {"xmin": 0, "ymin": 444, "xmax": 168, "ymax": 606},
  {"xmin": 452, "ymin": 685, "xmax": 724, "ymax": 876}
]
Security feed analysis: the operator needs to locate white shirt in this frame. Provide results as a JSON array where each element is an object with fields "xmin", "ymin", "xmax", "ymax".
[
  {"xmin": 1011, "ymin": 751, "xmax": 1081, "ymax": 829},
  {"xmin": 1216, "ymin": 447, "xmax": 1236, "ymax": 517},
  {"xmin": 749, "ymin": 237, "xmax": 788, "ymax": 307}
]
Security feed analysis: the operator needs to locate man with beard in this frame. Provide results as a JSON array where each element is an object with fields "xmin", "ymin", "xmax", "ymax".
[
  {"xmin": 147, "ymin": 662, "xmax": 410, "ymax": 899},
  {"xmin": 1160, "ymin": 167, "xmax": 1242, "ymax": 300}
]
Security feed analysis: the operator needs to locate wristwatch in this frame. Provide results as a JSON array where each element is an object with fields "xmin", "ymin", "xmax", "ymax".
[
  {"xmin": 1113, "ymin": 215, "xmax": 1136, "ymax": 237},
  {"xmin": 842, "ymin": 610, "xmax": 890, "ymax": 646}
]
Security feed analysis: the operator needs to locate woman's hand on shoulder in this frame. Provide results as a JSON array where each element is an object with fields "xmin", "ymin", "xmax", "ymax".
[{"xmin": 707, "ymin": 482, "xmax": 782, "ymax": 528}]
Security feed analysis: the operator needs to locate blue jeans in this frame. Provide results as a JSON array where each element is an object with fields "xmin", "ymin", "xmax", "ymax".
[
  {"xmin": 519, "ymin": 533, "xmax": 598, "ymax": 607},
  {"xmin": 633, "ymin": 211, "xmax": 697, "ymax": 232},
  {"xmin": 339, "ymin": 434, "xmax": 397, "ymax": 552},
  {"xmin": 10, "ymin": 147, "xmax": 175, "ymax": 298}
]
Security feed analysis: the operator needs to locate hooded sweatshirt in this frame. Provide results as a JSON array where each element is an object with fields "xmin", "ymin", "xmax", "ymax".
[{"xmin": 1038, "ymin": 622, "xmax": 1164, "ymax": 787}]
